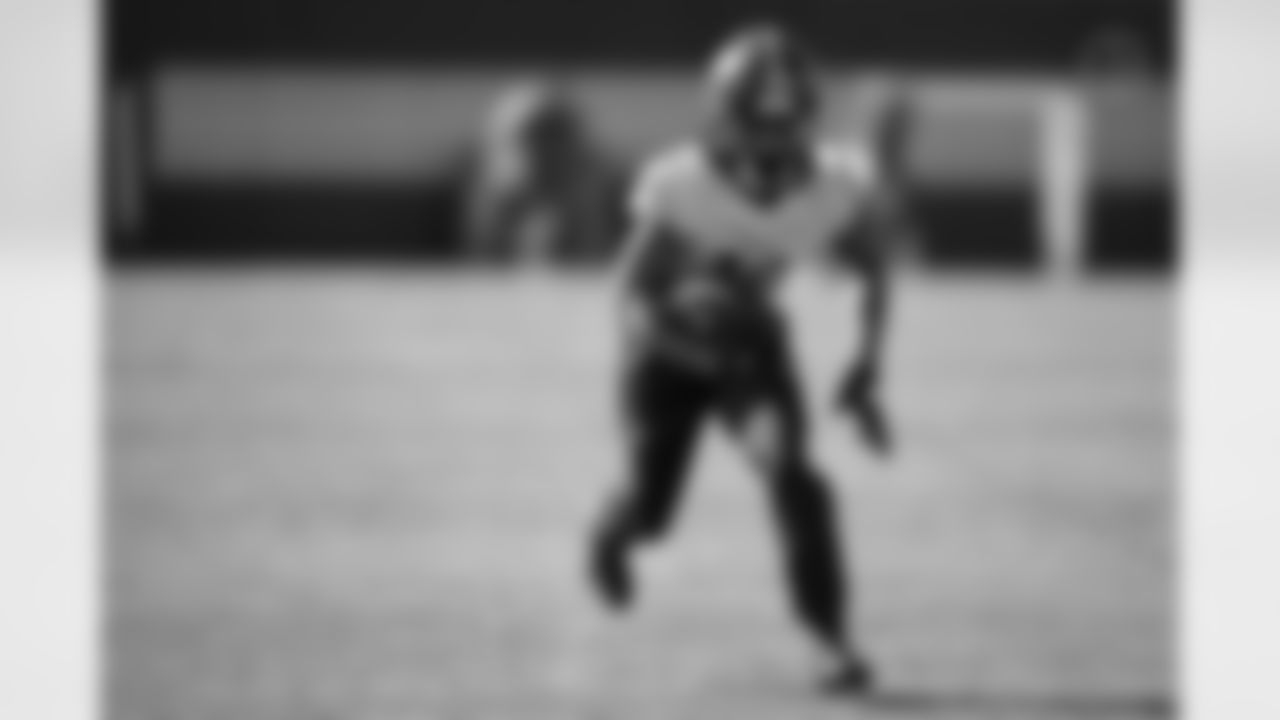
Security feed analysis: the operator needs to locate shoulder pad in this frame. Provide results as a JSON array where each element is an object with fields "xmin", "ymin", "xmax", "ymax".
[{"xmin": 629, "ymin": 144, "xmax": 703, "ymax": 221}]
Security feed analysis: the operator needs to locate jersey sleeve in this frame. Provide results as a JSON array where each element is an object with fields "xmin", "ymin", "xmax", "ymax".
[
  {"xmin": 617, "ymin": 148, "xmax": 692, "ymax": 289},
  {"xmin": 628, "ymin": 153, "xmax": 668, "ymax": 221},
  {"xmin": 821, "ymin": 141, "xmax": 895, "ymax": 268},
  {"xmin": 627, "ymin": 145, "xmax": 696, "ymax": 225}
]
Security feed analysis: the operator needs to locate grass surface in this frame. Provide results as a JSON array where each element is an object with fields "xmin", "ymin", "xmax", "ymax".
[{"xmin": 108, "ymin": 269, "xmax": 1173, "ymax": 720}]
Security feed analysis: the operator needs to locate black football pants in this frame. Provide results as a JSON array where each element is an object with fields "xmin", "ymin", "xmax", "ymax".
[{"xmin": 599, "ymin": 324, "xmax": 852, "ymax": 646}]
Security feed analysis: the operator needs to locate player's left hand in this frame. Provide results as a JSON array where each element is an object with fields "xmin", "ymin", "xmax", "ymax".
[{"xmin": 835, "ymin": 360, "xmax": 894, "ymax": 457}]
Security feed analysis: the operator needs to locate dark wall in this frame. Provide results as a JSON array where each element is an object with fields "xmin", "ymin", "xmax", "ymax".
[
  {"xmin": 131, "ymin": 183, "xmax": 464, "ymax": 263},
  {"xmin": 110, "ymin": 0, "xmax": 1175, "ymax": 73},
  {"xmin": 106, "ymin": 0, "xmax": 1177, "ymax": 270},
  {"xmin": 121, "ymin": 172, "xmax": 1177, "ymax": 272}
]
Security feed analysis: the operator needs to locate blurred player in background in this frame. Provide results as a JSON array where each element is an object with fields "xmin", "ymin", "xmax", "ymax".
[
  {"xmin": 587, "ymin": 22, "xmax": 908, "ymax": 694},
  {"xmin": 463, "ymin": 81, "xmax": 623, "ymax": 265}
]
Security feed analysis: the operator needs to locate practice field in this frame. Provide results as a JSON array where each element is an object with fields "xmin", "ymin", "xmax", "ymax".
[{"xmin": 108, "ymin": 269, "xmax": 1174, "ymax": 720}]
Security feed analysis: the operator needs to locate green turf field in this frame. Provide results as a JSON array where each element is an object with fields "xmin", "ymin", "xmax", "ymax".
[{"xmin": 108, "ymin": 270, "xmax": 1173, "ymax": 720}]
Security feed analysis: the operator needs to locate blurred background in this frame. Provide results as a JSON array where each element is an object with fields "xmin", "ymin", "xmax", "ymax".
[{"xmin": 104, "ymin": 0, "xmax": 1175, "ymax": 272}]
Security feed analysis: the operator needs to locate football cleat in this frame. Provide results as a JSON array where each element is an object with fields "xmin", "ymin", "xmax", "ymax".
[{"xmin": 818, "ymin": 652, "xmax": 877, "ymax": 696}]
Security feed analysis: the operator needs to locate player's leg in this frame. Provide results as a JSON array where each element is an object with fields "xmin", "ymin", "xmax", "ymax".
[
  {"xmin": 589, "ymin": 354, "xmax": 711, "ymax": 610},
  {"xmin": 720, "ymin": 353, "xmax": 874, "ymax": 692}
]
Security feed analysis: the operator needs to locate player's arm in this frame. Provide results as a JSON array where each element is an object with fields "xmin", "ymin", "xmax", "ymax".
[
  {"xmin": 615, "ymin": 216, "xmax": 721, "ymax": 372},
  {"xmin": 832, "ymin": 184, "xmax": 902, "ymax": 454},
  {"xmin": 614, "ymin": 153, "xmax": 728, "ymax": 372},
  {"xmin": 848, "ymin": 191, "xmax": 895, "ymax": 372}
]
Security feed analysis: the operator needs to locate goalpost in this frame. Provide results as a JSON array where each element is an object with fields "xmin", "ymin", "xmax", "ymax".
[
  {"xmin": 1037, "ymin": 83, "xmax": 1092, "ymax": 279},
  {"xmin": 846, "ymin": 73, "xmax": 1095, "ymax": 278},
  {"xmin": 1034, "ymin": 27, "xmax": 1160, "ymax": 279}
]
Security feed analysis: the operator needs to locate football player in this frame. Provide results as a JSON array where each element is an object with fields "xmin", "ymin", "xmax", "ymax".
[
  {"xmin": 587, "ymin": 22, "xmax": 904, "ymax": 693},
  {"xmin": 464, "ymin": 81, "xmax": 623, "ymax": 264}
]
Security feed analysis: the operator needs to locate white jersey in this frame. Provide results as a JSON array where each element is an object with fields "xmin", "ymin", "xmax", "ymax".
[{"xmin": 628, "ymin": 140, "xmax": 882, "ymax": 284}]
